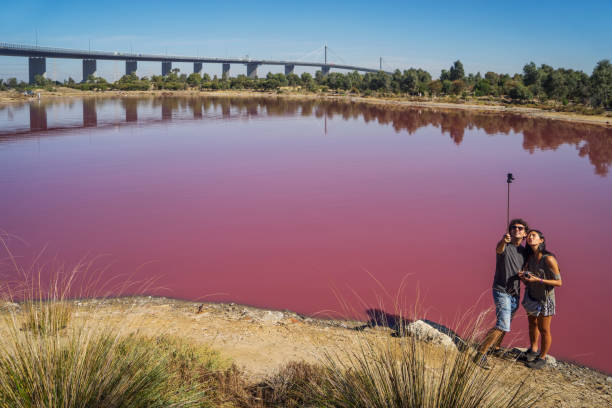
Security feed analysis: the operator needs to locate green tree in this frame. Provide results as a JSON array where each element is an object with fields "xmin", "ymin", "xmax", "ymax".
[
  {"xmin": 484, "ymin": 71, "xmax": 499, "ymax": 86},
  {"xmin": 440, "ymin": 69, "xmax": 450, "ymax": 81},
  {"xmin": 507, "ymin": 82, "xmax": 533, "ymax": 100},
  {"xmin": 441, "ymin": 79, "xmax": 452, "ymax": 94},
  {"xmin": 473, "ymin": 79, "xmax": 492, "ymax": 96},
  {"xmin": 186, "ymin": 73, "xmax": 202, "ymax": 87},
  {"xmin": 449, "ymin": 60, "xmax": 465, "ymax": 81},
  {"xmin": 401, "ymin": 69, "xmax": 419, "ymax": 94},
  {"xmin": 286, "ymin": 73, "xmax": 300, "ymax": 86},
  {"xmin": 590, "ymin": 59, "xmax": 612, "ymax": 108},
  {"xmin": 450, "ymin": 79, "xmax": 465, "ymax": 95},
  {"xmin": 428, "ymin": 80, "xmax": 443, "ymax": 95},
  {"xmin": 523, "ymin": 62, "xmax": 540, "ymax": 86},
  {"xmin": 542, "ymin": 69, "xmax": 566, "ymax": 99},
  {"xmin": 347, "ymin": 71, "xmax": 363, "ymax": 90},
  {"xmin": 300, "ymin": 72, "xmax": 316, "ymax": 91}
]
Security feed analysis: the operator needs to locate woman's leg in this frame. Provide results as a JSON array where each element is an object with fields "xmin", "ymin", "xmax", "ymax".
[
  {"xmin": 528, "ymin": 315, "xmax": 540, "ymax": 352},
  {"xmin": 537, "ymin": 316, "xmax": 553, "ymax": 358}
]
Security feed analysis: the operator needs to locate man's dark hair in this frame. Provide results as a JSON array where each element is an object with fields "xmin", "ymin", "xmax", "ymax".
[{"xmin": 508, "ymin": 218, "xmax": 529, "ymax": 233}]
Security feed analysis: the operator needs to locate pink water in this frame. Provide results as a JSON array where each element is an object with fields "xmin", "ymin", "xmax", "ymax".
[{"xmin": 1, "ymin": 97, "xmax": 611, "ymax": 373}]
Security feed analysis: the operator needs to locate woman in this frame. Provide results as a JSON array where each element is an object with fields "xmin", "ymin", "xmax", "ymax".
[{"xmin": 518, "ymin": 229, "xmax": 562, "ymax": 369}]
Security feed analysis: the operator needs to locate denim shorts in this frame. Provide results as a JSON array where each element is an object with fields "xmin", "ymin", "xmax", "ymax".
[{"xmin": 493, "ymin": 289, "xmax": 519, "ymax": 332}]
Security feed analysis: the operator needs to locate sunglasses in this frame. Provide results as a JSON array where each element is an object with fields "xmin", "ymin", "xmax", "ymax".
[{"xmin": 510, "ymin": 225, "xmax": 525, "ymax": 231}]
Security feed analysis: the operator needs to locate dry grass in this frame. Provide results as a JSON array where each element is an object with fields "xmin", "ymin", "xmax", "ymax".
[{"xmin": 299, "ymin": 327, "xmax": 540, "ymax": 408}]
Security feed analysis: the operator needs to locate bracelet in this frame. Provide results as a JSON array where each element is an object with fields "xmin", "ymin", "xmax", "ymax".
[{"xmin": 539, "ymin": 278, "xmax": 544, "ymax": 283}]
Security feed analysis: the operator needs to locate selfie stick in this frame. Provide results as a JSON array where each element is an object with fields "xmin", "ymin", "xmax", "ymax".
[{"xmin": 506, "ymin": 173, "xmax": 514, "ymax": 227}]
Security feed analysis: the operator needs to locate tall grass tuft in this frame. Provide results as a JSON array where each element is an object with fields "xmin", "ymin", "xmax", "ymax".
[
  {"xmin": 0, "ymin": 236, "xmax": 217, "ymax": 407},
  {"xmin": 0, "ymin": 305, "xmax": 214, "ymax": 407},
  {"xmin": 304, "ymin": 318, "xmax": 540, "ymax": 408},
  {"xmin": 20, "ymin": 301, "xmax": 73, "ymax": 334}
]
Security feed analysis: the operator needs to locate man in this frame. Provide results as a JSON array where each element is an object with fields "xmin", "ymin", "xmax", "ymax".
[{"xmin": 475, "ymin": 218, "xmax": 528, "ymax": 368}]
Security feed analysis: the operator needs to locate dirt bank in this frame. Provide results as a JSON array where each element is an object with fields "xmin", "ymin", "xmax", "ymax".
[{"xmin": 6, "ymin": 296, "xmax": 605, "ymax": 408}]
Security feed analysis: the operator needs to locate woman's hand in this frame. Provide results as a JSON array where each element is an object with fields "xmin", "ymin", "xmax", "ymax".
[{"xmin": 518, "ymin": 270, "xmax": 538, "ymax": 283}]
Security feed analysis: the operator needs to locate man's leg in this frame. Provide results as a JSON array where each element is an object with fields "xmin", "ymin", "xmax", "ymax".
[
  {"xmin": 480, "ymin": 290, "xmax": 512, "ymax": 353},
  {"xmin": 479, "ymin": 327, "xmax": 503, "ymax": 354},
  {"xmin": 537, "ymin": 316, "xmax": 552, "ymax": 358},
  {"xmin": 492, "ymin": 295, "xmax": 517, "ymax": 352},
  {"xmin": 527, "ymin": 315, "xmax": 540, "ymax": 352}
]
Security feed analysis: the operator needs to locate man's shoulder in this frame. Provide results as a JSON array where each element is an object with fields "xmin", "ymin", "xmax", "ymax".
[{"xmin": 505, "ymin": 244, "xmax": 527, "ymax": 257}]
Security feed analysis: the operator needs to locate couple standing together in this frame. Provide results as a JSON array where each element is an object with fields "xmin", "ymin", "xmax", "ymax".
[{"xmin": 477, "ymin": 218, "xmax": 563, "ymax": 369}]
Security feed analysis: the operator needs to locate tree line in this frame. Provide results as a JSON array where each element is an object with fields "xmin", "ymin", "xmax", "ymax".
[{"xmin": 1, "ymin": 59, "xmax": 610, "ymax": 109}]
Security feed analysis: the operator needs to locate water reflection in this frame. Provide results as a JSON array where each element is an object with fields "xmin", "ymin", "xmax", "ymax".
[
  {"xmin": 29, "ymin": 103, "xmax": 47, "ymax": 131},
  {"xmin": 2, "ymin": 97, "xmax": 610, "ymax": 175},
  {"xmin": 83, "ymin": 99, "xmax": 97, "ymax": 127}
]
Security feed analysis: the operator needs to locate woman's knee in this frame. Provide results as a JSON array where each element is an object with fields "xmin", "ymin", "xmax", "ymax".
[{"xmin": 537, "ymin": 321, "xmax": 551, "ymax": 335}]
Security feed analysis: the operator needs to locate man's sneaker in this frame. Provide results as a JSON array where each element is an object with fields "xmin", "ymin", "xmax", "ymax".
[
  {"xmin": 473, "ymin": 353, "xmax": 491, "ymax": 370},
  {"xmin": 524, "ymin": 349, "xmax": 539, "ymax": 362},
  {"xmin": 526, "ymin": 357, "xmax": 547, "ymax": 369}
]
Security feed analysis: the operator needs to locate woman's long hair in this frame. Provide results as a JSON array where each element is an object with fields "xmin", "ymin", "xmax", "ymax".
[{"xmin": 523, "ymin": 229, "xmax": 556, "ymax": 267}]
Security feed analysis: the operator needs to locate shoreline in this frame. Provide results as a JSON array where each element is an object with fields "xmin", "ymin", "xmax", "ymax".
[
  {"xmin": 3, "ymin": 296, "xmax": 611, "ymax": 406},
  {"xmin": 2, "ymin": 88, "xmax": 611, "ymax": 128},
  {"xmin": 5, "ymin": 295, "xmax": 610, "ymax": 377}
]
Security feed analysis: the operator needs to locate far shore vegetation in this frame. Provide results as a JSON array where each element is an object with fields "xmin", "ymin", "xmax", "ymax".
[{"xmin": 1, "ymin": 59, "xmax": 611, "ymax": 116}]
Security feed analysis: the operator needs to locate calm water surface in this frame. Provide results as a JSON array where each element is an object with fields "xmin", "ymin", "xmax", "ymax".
[{"xmin": 1, "ymin": 97, "xmax": 611, "ymax": 372}]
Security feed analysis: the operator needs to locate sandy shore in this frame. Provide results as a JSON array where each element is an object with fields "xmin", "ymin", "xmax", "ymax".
[
  {"xmin": 4, "ymin": 296, "xmax": 606, "ymax": 408},
  {"xmin": 2, "ymin": 88, "xmax": 611, "ymax": 128}
]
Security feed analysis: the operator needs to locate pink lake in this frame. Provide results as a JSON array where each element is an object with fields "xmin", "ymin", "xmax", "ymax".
[{"xmin": 1, "ymin": 97, "xmax": 611, "ymax": 373}]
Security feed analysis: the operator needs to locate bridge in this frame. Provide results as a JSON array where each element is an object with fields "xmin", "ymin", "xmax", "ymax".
[{"xmin": 0, "ymin": 42, "xmax": 392, "ymax": 84}]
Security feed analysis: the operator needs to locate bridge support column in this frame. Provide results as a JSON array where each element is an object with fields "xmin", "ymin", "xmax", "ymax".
[
  {"xmin": 193, "ymin": 62, "xmax": 203, "ymax": 74},
  {"xmin": 82, "ymin": 59, "xmax": 97, "ymax": 82},
  {"xmin": 322, "ymin": 65, "xmax": 330, "ymax": 76},
  {"xmin": 284, "ymin": 64, "xmax": 295, "ymax": 75},
  {"xmin": 222, "ymin": 63, "xmax": 230, "ymax": 79},
  {"xmin": 28, "ymin": 57, "xmax": 46, "ymax": 84},
  {"xmin": 247, "ymin": 62, "xmax": 259, "ymax": 79},
  {"xmin": 126, "ymin": 60, "xmax": 137, "ymax": 76},
  {"xmin": 162, "ymin": 61, "xmax": 172, "ymax": 76}
]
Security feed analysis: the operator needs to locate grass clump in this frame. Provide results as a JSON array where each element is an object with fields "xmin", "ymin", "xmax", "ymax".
[
  {"xmin": 300, "ymin": 322, "xmax": 540, "ymax": 408},
  {"xmin": 0, "ymin": 313, "xmax": 209, "ymax": 407},
  {"xmin": 20, "ymin": 301, "xmax": 73, "ymax": 334}
]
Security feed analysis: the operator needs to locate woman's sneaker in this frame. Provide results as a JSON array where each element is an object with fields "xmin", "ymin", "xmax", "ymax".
[
  {"xmin": 526, "ymin": 357, "xmax": 547, "ymax": 369},
  {"xmin": 524, "ymin": 349, "xmax": 539, "ymax": 362}
]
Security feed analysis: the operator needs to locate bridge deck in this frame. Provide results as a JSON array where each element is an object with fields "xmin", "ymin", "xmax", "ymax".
[{"xmin": 0, "ymin": 42, "xmax": 392, "ymax": 74}]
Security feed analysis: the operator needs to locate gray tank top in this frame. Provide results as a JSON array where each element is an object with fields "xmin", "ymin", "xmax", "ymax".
[{"xmin": 525, "ymin": 255, "xmax": 560, "ymax": 303}]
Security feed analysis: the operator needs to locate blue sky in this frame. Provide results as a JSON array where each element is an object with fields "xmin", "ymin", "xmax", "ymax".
[{"xmin": 1, "ymin": 0, "xmax": 611, "ymax": 82}]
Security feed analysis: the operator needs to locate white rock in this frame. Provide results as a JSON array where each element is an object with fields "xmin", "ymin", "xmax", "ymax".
[
  {"xmin": 543, "ymin": 355, "xmax": 557, "ymax": 367},
  {"xmin": 405, "ymin": 320, "xmax": 457, "ymax": 350},
  {"xmin": 260, "ymin": 310, "xmax": 284, "ymax": 324}
]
